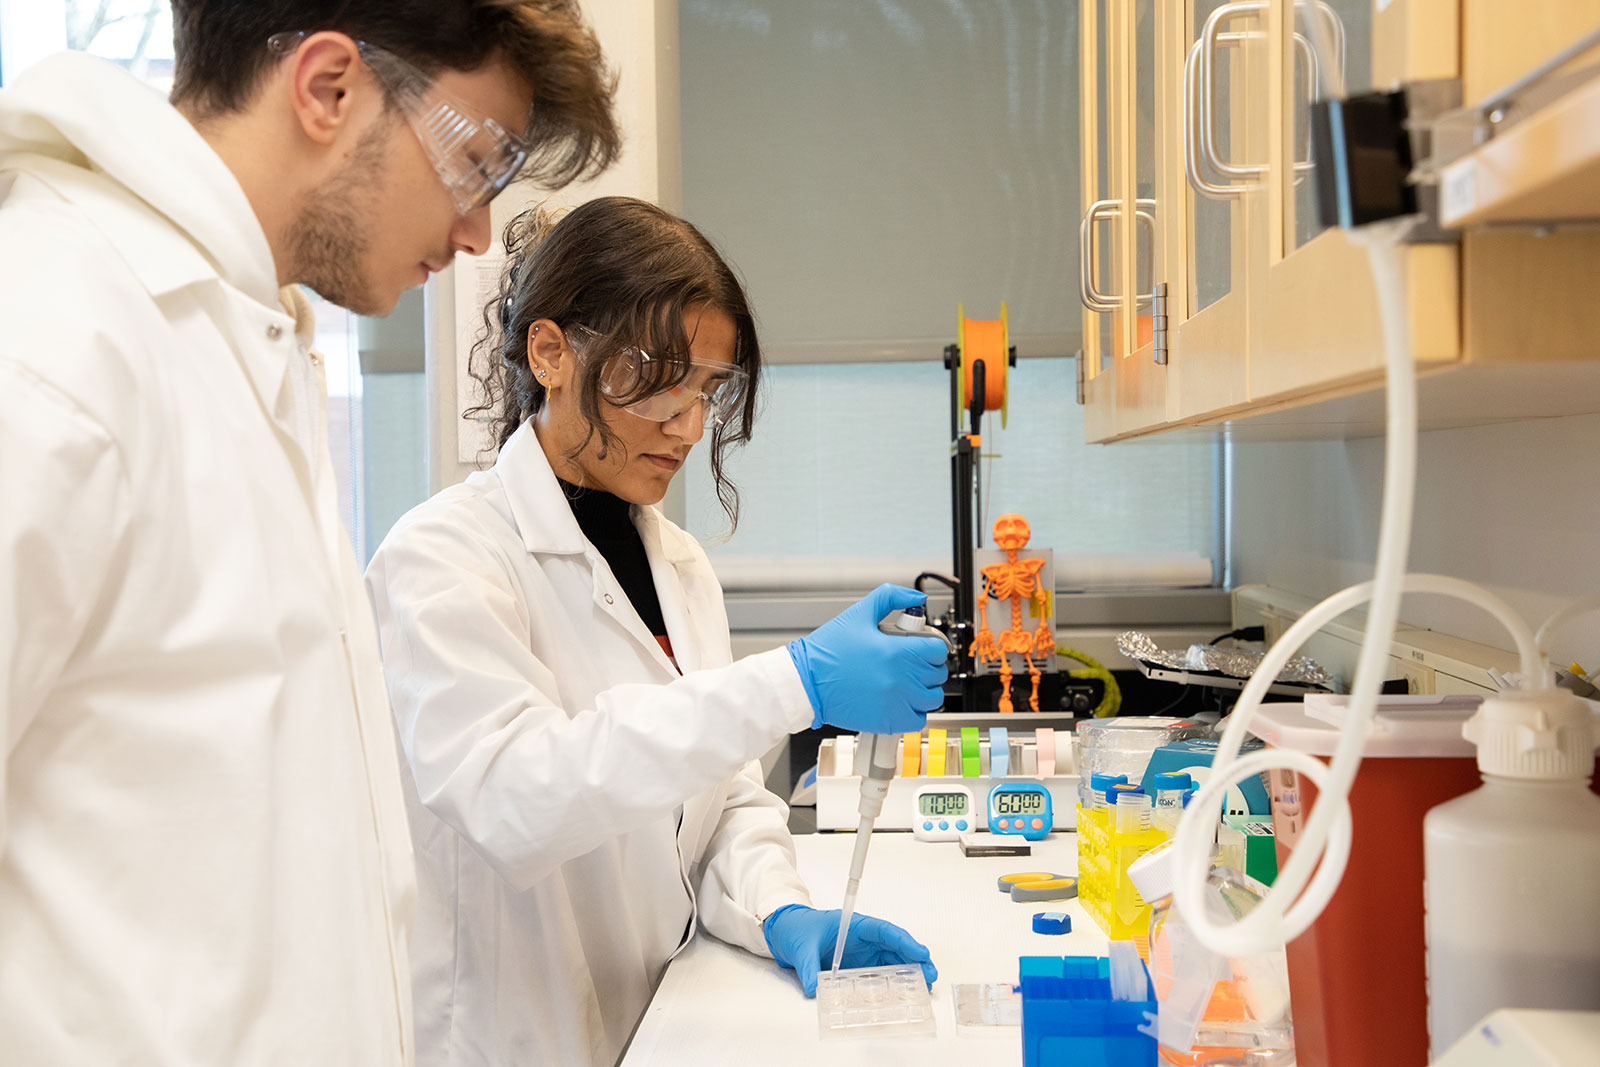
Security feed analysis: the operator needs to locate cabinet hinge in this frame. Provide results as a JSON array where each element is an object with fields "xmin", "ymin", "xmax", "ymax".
[{"xmin": 1152, "ymin": 282, "xmax": 1169, "ymax": 366}]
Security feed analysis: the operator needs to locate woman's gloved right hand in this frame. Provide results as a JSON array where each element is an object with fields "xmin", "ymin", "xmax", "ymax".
[{"xmin": 786, "ymin": 583, "xmax": 949, "ymax": 733}]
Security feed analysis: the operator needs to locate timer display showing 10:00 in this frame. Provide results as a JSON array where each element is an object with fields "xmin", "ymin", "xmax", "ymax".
[{"xmin": 918, "ymin": 792, "xmax": 970, "ymax": 817}]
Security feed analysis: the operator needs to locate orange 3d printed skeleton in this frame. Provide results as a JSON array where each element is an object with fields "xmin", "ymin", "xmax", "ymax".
[{"xmin": 970, "ymin": 513, "xmax": 1055, "ymax": 713}]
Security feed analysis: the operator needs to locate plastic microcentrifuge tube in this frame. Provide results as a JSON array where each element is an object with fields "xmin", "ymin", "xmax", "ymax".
[
  {"xmin": 1114, "ymin": 791, "xmax": 1153, "ymax": 835},
  {"xmin": 1087, "ymin": 773, "xmax": 1126, "ymax": 810},
  {"xmin": 1151, "ymin": 772, "xmax": 1194, "ymax": 835}
]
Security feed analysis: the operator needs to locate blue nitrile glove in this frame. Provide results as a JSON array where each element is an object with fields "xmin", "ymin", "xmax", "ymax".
[
  {"xmin": 786, "ymin": 583, "xmax": 948, "ymax": 733},
  {"xmin": 763, "ymin": 904, "xmax": 938, "ymax": 997}
]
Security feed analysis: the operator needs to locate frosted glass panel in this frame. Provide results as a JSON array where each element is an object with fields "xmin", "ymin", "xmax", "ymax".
[
  {"xmin": 680, "ymin": 0, "xmax": 1082, "ymax": 355},
  {"xmin": 684, "ymin": 359, "xmax": 1220, "ymax": 572}
]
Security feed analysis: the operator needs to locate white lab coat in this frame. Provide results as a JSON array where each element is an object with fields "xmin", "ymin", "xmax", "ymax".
[
  {"xmin": 0, "ymin": 54, "xmax": 414, "ymax": 1065},
  {"xmin": 366, "ymin": 421, "xmax": 816, "ymax": 1067}
]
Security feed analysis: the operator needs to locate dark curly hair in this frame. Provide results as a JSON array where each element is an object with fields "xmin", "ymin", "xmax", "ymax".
[{"xmin": 468, "ymin": 196, "xmax": 762, "ymax": 530}]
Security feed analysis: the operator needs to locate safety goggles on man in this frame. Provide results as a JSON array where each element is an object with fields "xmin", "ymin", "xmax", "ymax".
[
  {"xmin": 568, "ymin": 326, "xmax": 749, "ymax": 429},
  {"xmin": 268, "ymin": 32, "xmax": 530, "ymax": 215}
]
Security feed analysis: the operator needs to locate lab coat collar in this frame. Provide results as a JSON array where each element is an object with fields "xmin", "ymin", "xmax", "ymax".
[
  {"xmin": 496, "ymin": 422, "xmax": 591, "ymax": 557},
  {"xmin": 495, "ymin": 421, "xmax": 701, "ymax": 567},
  {"xmin": 495, "ymin": 421, "xmax": 706, "ymax": 675},
  {"xmin": 0, "ymin": 52, "xmax": 281, "ymax": 308}
]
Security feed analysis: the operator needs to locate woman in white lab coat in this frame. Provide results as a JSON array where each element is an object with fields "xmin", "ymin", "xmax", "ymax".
[{"xmin": 366, "ymin": 196, "xmax": 947, "ymax": 1067}]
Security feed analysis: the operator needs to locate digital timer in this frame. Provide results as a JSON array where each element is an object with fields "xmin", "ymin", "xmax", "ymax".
[
  {"xmin": 987, "ymin": 782, "xmax": 1053, "ymax": 840},
  {"xmin": 911, "ymin": 784, "xmax": 974, "ymax": 841}
]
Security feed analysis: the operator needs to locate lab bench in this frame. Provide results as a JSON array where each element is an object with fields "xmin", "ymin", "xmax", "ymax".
[{"xmin": 619, "ymin": 830, "xmax": 1105, "ymax": 1066}]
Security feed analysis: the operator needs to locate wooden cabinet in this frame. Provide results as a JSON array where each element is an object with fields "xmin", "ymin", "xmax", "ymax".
[{"xmin": 1079, "ymin": 0, "xmax": 1600, "ymax": 443}]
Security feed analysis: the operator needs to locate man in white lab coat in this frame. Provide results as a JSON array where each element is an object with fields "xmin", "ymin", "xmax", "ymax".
[{"xmin": 0, "ymin": 3, "xmax": 619, "ymax": 1064}]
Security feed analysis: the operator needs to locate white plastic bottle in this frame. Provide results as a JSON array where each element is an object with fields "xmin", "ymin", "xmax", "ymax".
[{"xmin": 1423, "ymin": 691, "xmax": 1600, "ymax": 1057}]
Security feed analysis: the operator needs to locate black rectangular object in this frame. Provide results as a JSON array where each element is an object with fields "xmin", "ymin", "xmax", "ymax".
[{"xmin": 1311, "ymin": 89, "xmax": 1418, "ymax": 229}]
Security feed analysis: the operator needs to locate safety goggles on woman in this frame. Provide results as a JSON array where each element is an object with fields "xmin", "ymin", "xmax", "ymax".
[
  {"xmin": 268, "ymin": 32, "xmax": 531, "ymax": 215},
  {"xmin": 568, "ymin": 326, "xmax": 749, "ymax": 429}
]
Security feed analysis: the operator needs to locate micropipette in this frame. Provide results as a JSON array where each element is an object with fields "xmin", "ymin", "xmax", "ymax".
[{"xmin": 830, "ymin": 607, "xmax": 954, "ymax": 977}]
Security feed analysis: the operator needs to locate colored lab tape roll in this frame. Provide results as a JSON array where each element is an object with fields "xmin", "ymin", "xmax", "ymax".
[
  {"xmin": 926, "ymin": 728, "xmax": 947, "ymax": 777},
  {"xmin": 1010, "ymin": 877, "xmax": 1079, "ymax": 903},
  {"xmin": 901, "ymin": 732, "xmax": 922, "ymax": 777},
  {"xmin": 1035, "ymin": 727, "xmax": 1055, "ymax": 777},
  {"xmin": 961, "ymin": 726, "xmax": 981, "ymax": 778},
  {"xmin": 997, "ymin": 872, "xmax": 1067, "ymax": 894},
  {"xmin": 989, "ymin": 727, "xmax": 1010, "ymax": 777}
]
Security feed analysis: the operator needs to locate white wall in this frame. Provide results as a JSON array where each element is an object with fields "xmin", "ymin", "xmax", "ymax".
[
  {"xmin": 1231, "ymin": 412, "xmax": 1600, "ymax": 674},
  {"xmin": 425, "ymin": 0, "xmax": 682, "ymax": 515},
  {"xmin": 0, "ymin": 0, "xmax": 65, "ymax": 85}
]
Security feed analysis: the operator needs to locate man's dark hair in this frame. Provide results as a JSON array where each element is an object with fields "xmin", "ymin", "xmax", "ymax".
[
  {"xmin": 169, "ymin": 1, "xmax": 620, "ymax": 188},
  {"xmin": 469, "ymin": 197, "xmax": 763, "ymax": 531}
]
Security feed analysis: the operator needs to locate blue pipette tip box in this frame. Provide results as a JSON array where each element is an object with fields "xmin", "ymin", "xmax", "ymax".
[{"xmin": 1019, "ymin": 955, "xmax": 1157, "ymax": 1066}]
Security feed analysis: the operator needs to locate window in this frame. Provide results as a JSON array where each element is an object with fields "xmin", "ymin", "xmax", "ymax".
[
  {"xmin": 680, "ymin": 1, "xmax": 1222, "ymax": 589},
  {"xmin": 1, "ymin": 1, "xmax": 428, "ymax": 561},
  {"xmin": 683, "ymin": 359, "xmax": 1221, "ymax": 588}
]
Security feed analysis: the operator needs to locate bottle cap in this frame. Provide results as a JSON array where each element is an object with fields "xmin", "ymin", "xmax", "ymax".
[
  {"xmin": 1181, "ymin": 788, "xmax": 1196, "ymax": 808},
  {"xmin": 1150, "ymin": 772, "xmax": 1194, "ymax": 792},
  {"xmin": 1089, "ymin": 773, "xmax": 1128, "ymax": 791},
  {"xmin": 1109, "ymin": 788, "xmax": 1149, "ymax": 807},
  {"xmin": 1463, "ymin": 690, "xmax": 1598, "ymax": 780},
  {"xmin": 1126, "ymin": 840, "xmax": 1175, "ymax": 904},
  {"xmin": 1107, "ymin": 785, "xmax": 1144, "ymax": 803}
]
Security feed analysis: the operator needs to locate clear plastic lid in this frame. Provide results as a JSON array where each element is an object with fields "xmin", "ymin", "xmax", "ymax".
[{"xmin": 1251, "ymin": 694, "xmax": 1486, "ymax": 758}]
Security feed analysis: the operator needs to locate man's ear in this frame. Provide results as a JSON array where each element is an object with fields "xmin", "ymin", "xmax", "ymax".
[{"xmin": 283, "ymin": 32, "xmax": 368, "ymax": 146}]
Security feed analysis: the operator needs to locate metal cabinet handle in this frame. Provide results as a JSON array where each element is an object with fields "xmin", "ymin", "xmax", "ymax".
[
  {"xmin": 1199, "ymin": 0, "xmax": 1269, "ymax": 183},
  {"xmin": 1079, "ymin": 198, "xmax": 1158, "ymax": 313},
  {"xmin": 1185, "ymin": 3, "xmax": 1346, "ymax": 199}
]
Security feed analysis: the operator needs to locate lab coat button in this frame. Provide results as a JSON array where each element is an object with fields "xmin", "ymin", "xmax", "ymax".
[
  {"xmin": 267, "ymin": 323, "xmax": 283, "ymax": 341},
  {"xmin": 604, "ymin": 593, "xmax": 614, "ymax": 604}
]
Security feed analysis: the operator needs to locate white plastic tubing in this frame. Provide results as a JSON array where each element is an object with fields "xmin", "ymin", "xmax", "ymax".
[{"xmin": 1169, "ymin": 212, "xmax": 1548, "ymax": 959}]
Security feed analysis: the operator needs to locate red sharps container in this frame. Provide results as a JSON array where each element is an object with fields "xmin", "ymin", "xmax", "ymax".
[{"xmin": 1250, "ymin": 696, "xmax": 1485, "ymax": 1067}]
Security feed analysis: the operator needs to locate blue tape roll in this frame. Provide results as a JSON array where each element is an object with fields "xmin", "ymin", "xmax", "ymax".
[{"xmin": 990, "ymin": 726, "xmax": 1010, "ymax": 777}]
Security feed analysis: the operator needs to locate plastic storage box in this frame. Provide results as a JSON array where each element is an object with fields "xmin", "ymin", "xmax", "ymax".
[{"xmin": 1019, "ymin": 953, "xmax": 1157, "ymax": 1067}]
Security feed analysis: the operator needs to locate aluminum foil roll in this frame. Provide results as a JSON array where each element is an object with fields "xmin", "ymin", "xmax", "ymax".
[{"xmin": 1116, "ymin": 630, "xmax": 1331, "ymax": 687}]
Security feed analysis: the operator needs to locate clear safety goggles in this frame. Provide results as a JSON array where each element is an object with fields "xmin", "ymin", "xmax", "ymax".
[
  {"xmin": 268, "ymin": 32, "xmax": 530, "ymax": 215},
  {"xmin": 568, "ymin": 326, "xmax": 749, "ymax": 429}
]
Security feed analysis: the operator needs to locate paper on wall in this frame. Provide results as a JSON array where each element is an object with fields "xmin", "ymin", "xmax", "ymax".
[{"xmin": 453, "ymin": 245, "xmax": 508, "ymax": 464}]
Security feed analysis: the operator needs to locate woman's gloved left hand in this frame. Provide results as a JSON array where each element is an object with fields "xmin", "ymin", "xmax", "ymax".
[{"xmin": 762, "ymin": 904, "xmax": 937, "ymax": 997}]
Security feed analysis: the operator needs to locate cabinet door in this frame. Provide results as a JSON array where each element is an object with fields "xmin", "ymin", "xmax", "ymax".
[
  {"xmin": 1079, "ymin": 0, "xmax": 1122, "ymax": 442},
  {"xmin": 1111, "ymin": 0, "xmax": 1171, "ymax": 436},
  {"xmin": 1167, "ymin": 0, "xmax": 1263, "ymax": 423},
  {"xmin": 1255, "ymin": 0, "xmax": 1460, "ymax": 404}
]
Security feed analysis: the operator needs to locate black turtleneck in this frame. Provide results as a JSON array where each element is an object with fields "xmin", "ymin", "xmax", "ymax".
[{"xmin": 558, "ymin": 480, "xmax": 668, "ymax": 641}]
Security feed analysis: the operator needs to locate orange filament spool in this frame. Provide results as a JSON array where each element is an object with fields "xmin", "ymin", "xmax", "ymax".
[{"xmin": 957, "ymin": 302, "xmax": 1010, "ymax": 426}]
